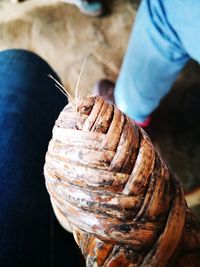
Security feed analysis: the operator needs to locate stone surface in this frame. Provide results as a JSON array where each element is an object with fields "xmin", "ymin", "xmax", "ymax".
[{"xmin": 0, "ymin": 0, "xmax": 199, "ymax": 217}]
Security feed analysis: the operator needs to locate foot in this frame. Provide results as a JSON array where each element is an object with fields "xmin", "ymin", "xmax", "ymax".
[
  {"xmin": 135, "ymin": 117, "xmax": 151, "ymax": 128},
  {"xmin": 93, "ymin": 79, "xmax": 151, "ymax": 128},
  {"xmin": 93, "ymin": 79, "xmax": 115, "ymax": 104},
  {"xmin": 61, "ymin": 0, "xmax": 103, "ymax": 16}
]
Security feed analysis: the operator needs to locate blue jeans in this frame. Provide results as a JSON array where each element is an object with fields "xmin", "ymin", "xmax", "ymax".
[
  {"xmin": 115, "ymin": 0, "xmax": 200, "ymax": 122},
  {"xmin": 0, "ymin": 49, "xmax": 81, "ymax": 266}
]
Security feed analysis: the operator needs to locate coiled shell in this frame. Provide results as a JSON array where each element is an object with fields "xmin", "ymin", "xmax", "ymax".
[{"xmin": 44, "ymin": 96, "xmax": 200, "ymax": 267}]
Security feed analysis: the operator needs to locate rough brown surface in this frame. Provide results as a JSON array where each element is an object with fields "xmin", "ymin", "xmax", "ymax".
[{"xmin": 44, "ymin": 96, "xmax": 200, "ymax": 266}]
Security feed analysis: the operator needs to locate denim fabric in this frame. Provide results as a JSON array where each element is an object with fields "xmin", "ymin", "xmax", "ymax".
[
  {"xmin": 0, "ymin": 49, "xmax": 81, "ymax": 266},
  {"xmin": 115, "ymin": 0, "xmax": 200, "ymax": 122}
]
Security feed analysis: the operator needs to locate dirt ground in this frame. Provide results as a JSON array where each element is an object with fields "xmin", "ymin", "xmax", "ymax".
[
  {"xmin": 0, "ymin": 0, "xmax": 136, "ymax": 94},
  {"xmin": 0, "ymin": 0, "xmax": 199, "ymax": 217}
]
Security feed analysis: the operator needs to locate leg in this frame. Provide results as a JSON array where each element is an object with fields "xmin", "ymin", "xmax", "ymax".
[
  {"xmin": 0, "ymin": 49, "xmax": 80, "ymax": 266},
  {"xmin": 115, "ymin": 0, "xmax": 190, "ymax": 123}
]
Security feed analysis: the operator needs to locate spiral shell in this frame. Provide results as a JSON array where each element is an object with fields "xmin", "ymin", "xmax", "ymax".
[{"xmin": 44, "ymin": 96, "xmax": 200, "ymax": 267}]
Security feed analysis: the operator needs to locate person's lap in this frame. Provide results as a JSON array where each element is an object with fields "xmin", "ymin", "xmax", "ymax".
[{"xmin": 0, "ymin": 49, "xmax": 80, "ymax": 266}]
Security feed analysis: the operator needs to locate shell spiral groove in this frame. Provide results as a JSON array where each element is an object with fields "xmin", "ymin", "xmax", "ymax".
[{"xmin": 44, "ymin": 96, "xmax": 200, "ymax": 267}]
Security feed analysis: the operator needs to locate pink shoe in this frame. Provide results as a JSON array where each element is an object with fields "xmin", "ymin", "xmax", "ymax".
[{"xmin": 135, "ymin": 117, "xmax": 151, "ymax": 128}]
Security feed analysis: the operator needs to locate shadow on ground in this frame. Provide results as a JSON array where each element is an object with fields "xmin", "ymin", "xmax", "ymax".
[{"xmin": 149, "ymin": 61, "xmax": 200, "ymax": 217}]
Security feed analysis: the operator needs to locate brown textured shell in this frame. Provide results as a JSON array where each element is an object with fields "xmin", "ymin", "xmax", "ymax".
[{"xmin": 44, "ymin": 96, "xmax": 200, "ymax": 267}]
